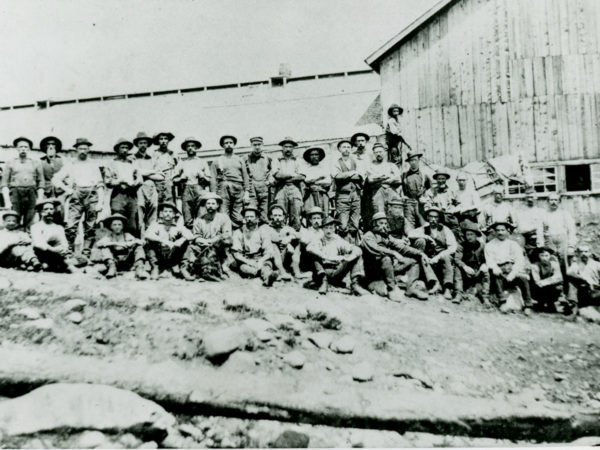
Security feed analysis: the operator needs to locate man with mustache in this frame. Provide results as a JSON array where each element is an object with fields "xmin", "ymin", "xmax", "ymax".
[
  {"xmin": 333, "ymin": 139, "xmax": 363, "ymax": 242},
  {"xmin": 150, "ymin": 132, "xmax": 179, "ymax": 204},
  {"xmin": 245, "ymin": 136, "xmax": 272, "ymax": 225},
  {"xmin": 270, "ymin": 137, "xmax": 305, "ymax": 231},
  {"xmin": 401, "ymin": 150, "xmax": 431, "ymax": 231},
  {"xmin": 259, "ymin": 204, "xmax": 297, "ymax": 280},
  {"xmin": 133, "ymin": 131, "xmax": 159, "ymax": 233}
]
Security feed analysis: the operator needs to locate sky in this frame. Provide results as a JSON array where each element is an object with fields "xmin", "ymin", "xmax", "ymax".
[{"xmin": 0, "ymin": 0, "xmax": 436, "ymax": 105}]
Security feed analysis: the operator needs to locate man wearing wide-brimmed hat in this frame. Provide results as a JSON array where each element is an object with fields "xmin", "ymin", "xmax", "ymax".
[
  {"xmin": 0, "ymin": 209, "xmax": 41, "ymax": 271},
  {"xmin": 150, "ymin": 131, "xmax": 179, "ymax": 204},
  {"xmin": 259, "ymin": 204, "xmax": 299, "ymax": 280},
  {"xmin": 401, "ymin": 150, "xmax": 431, "ymax": 231},
  {"xmin": 133, "ymin": 131, "xmax": 159, "ymax": 233},
  {"xmin": 188, "ymin": 192, "xmax": 233, "ymax": 281},
  {"xmin": 39, "ymin": 136, "xmax": 65, "ymax": 200},
  {"xmin": 210, "ymin": 134, "xmax": 250, "ymax": 229},
  {"xmin": 52, "ymin": 137, "xmax": 105, "ymax": 255},
  {"xmin": 94, "ymin": 213, "xmax": 149, "ymax": 280},
  {"xmin": 420, "ymin": 170, "xmax": 459, "ymax": 214},
  {"xmin": 453, "ymin": 222, "xmax": 490, "ymax": 304},
  {"xmin": 270, "ymin": 137, "xmax": 305, "ymax": 231},
  {"xmin": 173, "ymin": 137, "xmax": 211, "ymax": 229},
  {"xmin": 385, "ymin": 103, "xmax": 406, "ymax": 167},
  {"xmin": 350, "ymin": 131, "xmax": 373, "ymax": 169},
  {"xmin": 301, "ymin": 146, "xmax": 332, "ymax": 219},
  {"xmin": 333, "ymin": 139, "xmax": 363, "ymax": 242},
  {"xmin": 245, "ymin": 136, "xmax": 273, "ymax": 225},
  {"xmin": 530, "ymin": 246, "xmax": 565, "ymax": 312},
  {"xmin": 2, "ymin": 137, "xmax": 45, "ymax": 230},
  {"xmin": 144, "ymin": 201, "xmax": 194, "ymax": 280}
]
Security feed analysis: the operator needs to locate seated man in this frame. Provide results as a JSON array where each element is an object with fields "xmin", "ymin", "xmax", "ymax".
[
  {"xmin": 454, "ymin": 222, "xmax": 490, "ymax": 304},
  {"xmin": 297, "ymin": 206, "xmax": 324, "ymax": 273},
  {"xmin": 530, "ymin": 246, "xmax": 564, "ymax": 312},
  {"xmin": 189, "ymin": 192, "xmax": 233, "ymax": 281},
  {"xmin": 484, "ymin": 221, "xmax": 532, "ymax": 314},
  {"xmin": 259, "ymin": 204, "xmax": 297, "ymax": 280},
  {"xmin": 361, "ymin": 212, "xmax": 431, "ymax": 302},
  {"xmin": 566, "ymin": 243, "xmax": 600, "ymax": 313},
  {"xmin": 409, "ymin": 207, "xmax": 454, "ymax": 298},
  {"xmin": 306, "ymin": 216, "xmax": 369, "ymax": 296},
  {"xmin": 0, "ymin": 210, "xmax": 41, "ymax": 271},
  {"xmin": 144, "ymin": 202, "xmax": 194, "ymax": 280},
  {"xmin": 30, "ymin": 198, "xmax": 76, "ymax": 273},
  {"xmin": 231, "ymin": 205, "xmax": 286, "ymax": 287},
  {"xmin": 94, "ymin": 213, "xmax": 149, "ymax": 280}
]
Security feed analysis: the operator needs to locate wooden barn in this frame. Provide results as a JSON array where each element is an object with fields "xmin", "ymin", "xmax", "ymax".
[{"xmin": 366, "ymin": 0, "xmax": 600, "ymax": 213}]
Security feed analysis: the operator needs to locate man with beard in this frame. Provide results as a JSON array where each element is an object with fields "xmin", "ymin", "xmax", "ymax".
[
  {"xmin": 401, "ymin": 150, "xmax": 431, "ymax": 231},
  {"xmin": 543, "ymin": 193, "xmax": 576, "ymax": 268},
  {"xmin": 231, "ymin": 206, "xmax": 286, "ymax": 287},
  {"xmin": 409, "ymin": 208, "xmax": 455, "ymax": 298},
  {"xmin": 350, "ymin": 131, "xmax": 372, "ymax": 165},
  {"xmin": 52, "ymin": 138, "xmax": 105, "ymax": 256},
  {"xmin": 2, "ymin": 137, "xmax": 44, "ymax": 230},
  {"xmin": 453, "ymin": 222, "xmax": 490, "ymax": 304},
  {"xmin": 94, "ymin": 213, "xmax": 149, "ymax": 280},
  {"xmin": 210, "ymin": 134, "xmax": 250, "ymax": 229},
  {"xmin": 0, "ymin": 210, "xmax": 41, "ymax": 271},
  {"xmin": 189, "ymin": 192, "xmax": 233, "ymax": 281},
  {"xmin": 361, "ymin": 212, "xmax": 431, "ymax": 302},
  {"xmin": 306, "ymin": 217, "xmax": 369, "ymax": 296},
  {"xmin": 30, "ymin": 198, "xmax": 76, "ymax": 273},
  {"xmin": 259, "ymin": 204, "xmax": 298, "ymax": 279},
  {"xmin": 245, "ymin": 136, "xmax": 272, "ymax": 225},
  {"xmin": 151, "ymin": 132, "xmax": 179, "ymax": 203},
  {"xmin": 515, "ymin": 190, "xmax": 544, "ymax": 258},
  {"xmin": 173, "ymin": 137, "xmax": 211, "ymax": 229},
  {"xmin": 144, "ymin": 202, "xmax": 194, "ymax": 280},
  {"xmin": 364, "ymin": 143, "xmax": 403, "ymax": 231},
  {"xmin": 270, "ymin": 137, "xmax": 305, "ymax": 231},
  {"xmin": 133, "ymin": 131, "xmax": 159, "ymax": 233},
  {"xmin": 566, "ymin": 243, "xmax": 600, "ymax": 312},
  {"xmin": 333, "ymin": 139, "xmax": 362, "ymax": 242},
  {"xmin": 301, "ymin": 146, "xmax": 332, "ymax": 218},
  {"xmin": 104, "ymin": 138, "xmax": 142, "ymax": 236}
]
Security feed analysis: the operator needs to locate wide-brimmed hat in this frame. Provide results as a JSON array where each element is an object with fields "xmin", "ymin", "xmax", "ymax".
[
  {"xmin": 424, "ymin": 207, "xmax": 442, "ymax": 216},
  {"xmin": 199, "ymin": 192, "xmax": 223, "ymax": 205},
  {"xmin": 303, "ymin": 147, "xmax": 325, "ymax": 163},
  {"xmin": 350, "ymin": 132, "xmax": 370, "ymax": 145},
  {"xmin": 153, "ymin": 132, "xmax": 175, "ymax": 145},
  {"xmin": 372, "ymin": 142, "xmax": 385, "ymax": 151},
  {"xmin": 406, "ymin": 150, "xmax": 423, "ymax": 160},
  {"xmin": 490, "ymin": 221, "xmax": 515, "ymax": 231},
  {"xmin": 2, "ymin": 210, "xmax": 20, "ymax": 220},
  {"xmin": 433, "ymin": 170, "xmax": 450, "ymax": 180},
  {"xmin": 337, "ymin": 139, "xmax": 352, "ymax": 149},
  {"xmin": 268, "ymin": 204, "xmax": 286, "ymax": 216},
  {"xmin": 461, "ymin": 222, "xmax": 482, "ymax": 236},
  {"xmin": 13, "ymin": 137, "xmax": 33, "ymax": 148},
  {"xmin": 219, "ymin": 135, "xmax": 237, "ymax": 147},
  {"xmin": 279, "ymin": 137, "xmax": 298, "ymax": 147},
  {"xmin": 249, "ymin": 136, "xmax": 263, "ymax": 144},
  {"xmin": 307, "ymin": 206, "xmax": 324, "ymax": 217},
  {"xmin": 133, "ymin": 131, "xmax": 153, "ymax": 146},
  {"xmin": 102, "ymin": 213, "xmax": 128, "ymax": 226},
  {"xmin": 40, "ymin": 136, "xmax": 63, "ymax": 152},
  {"xmin": 35, "ymin": 198, "xmax": 61, "ymax": 210},
  {"xmin": 371, "ymin": 212, "xmax": 388, "ymax": 223},
  {"xmin": 73, "ymin": 137, "xmax": 93, "ymax": 148},
  {"xmin": 387, "ymin": 104, "xmax": 404, "ymax": 116},
  {"xmin": 113, "ymin": 138, "xmax": 134, "ymax": 152},
  {"xmin": 158, "ymin": 201, "xmax": 180, "ymax": 214},
  {"xmin": 322, "ymin": 217, "xmax": 339, "ymax": 227},
  {"xmin": 531, "ymin": 246, "xmax": 555, "ymax": 259},
  {"xmin": 242, "ymin": 205, "xmax": 260, "ymax": 215},
  {"xmin": 181, "ymin": 137, "xmax": 202, "ymax": 150}
]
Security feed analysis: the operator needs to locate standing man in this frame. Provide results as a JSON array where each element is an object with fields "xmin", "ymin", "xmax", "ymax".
[
  {"xmin": 52, "ymin": 137, "xmax": 105, "ymax": 255},
  {"xmin": 385, "ymin": 104, "xmax": 405, "ymax": 167},
  {"xmin": 350, "ymin": 131, "xmax": 372, "ymax": 167},
  {"xmin": 2, "ymin": 137, "xmax": 44, "ymax": 230},
  {"xmin": 151, "ymin": 131, "xmax": 179, "ymax": 204},
  {"xmin": 210, "ymin": 134, "xmax": 250, "ymax": 229},
  {"xmin": 39, "ymin": 136, "xmax": 64, "ymax": 199},
  {"xmin": 481, "ymin": 186, "xmax": 516, "ymax": 235},
  {"xmin": 402, "ymin": 150, "xmax": 432, "ymax": 232},
  {"xmin": 301, "ymin": 146, "xmax": 332, "ymax": 218},
  {"xmin": 245, "ymin": 136, "xmax": 272, "ymax": 225},
  {"xmin": 515, "ymin": 190, "xmax": 545, "ymax": 258},
  {"xmin": 333, "ymin": 139, "xmax": 362, "ymax": 242},
  {"xmin": 270, "ymin": 137, "xmax": 305, "ymax": 231},
  {"xmin": 133, "ymin": 131, "xmax": 159, "ymax": 234},
  {"xmin": 544, "ymin": 193, "xmax": 576, "ymax": 268},
  {"xmin": 174, "ymin": 137, "xmax": 211, "ymax": 229}
]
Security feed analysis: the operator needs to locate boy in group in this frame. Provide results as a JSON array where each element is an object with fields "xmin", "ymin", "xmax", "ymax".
[{"xmin": 0, "ymin": 210, "xmax": 41, "ymax": 271}]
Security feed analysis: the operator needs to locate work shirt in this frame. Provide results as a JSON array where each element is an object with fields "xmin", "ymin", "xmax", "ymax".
[
  {"xmin": 210, "ymin": 155, "xmax": 249, "ymax": 190},
  {"xmin": 482, "ymin": 202, "xmax": 516, "ymax": 228},
  {"xmin": 40, "ymin": 155, "xmax": 64, "ymax": 187},
  {"xmin": 402, "ymin": 168, "xmax": 431, "ymax": 200},
  {"xmin": 298, "ymin": 227, "xmax": 323, "ymax": 246},
  {"xmin": 484, "ymin": 238, "xmax": 526, "ymax": 275},
  {"xmin": 301, "ymin": 163, "xmax": 331, "ymax": 187},
  {"xmin": 104, "ymin": 158, "xmax": 140, "ymax": 187},
  {"xmin": 366, "ymin": 161, "xmax": 402, "ymax": 186},
  {"xmin": 259, "ymin": 224, "xmax": 297, "ymax": 251},
  {"xmin": 544, "ymin": 209, "xmax": 576, "ymax": 245},
  {"xmin": 333, "ymin": 157, "xmax": 362, "ymax": 193},
  {"xmin": 531, "ymin": 257, "xmax": 563, "ymax": 287},
  {"xmin": 567, "ymin": 258, "xmax": 600, "ymax": 288},
  {"xmin": 151, "ymin": 149, "xmax": 178, "ymax": 180},
  {"xmin": 30, "ymin": 221, "xmax": 69, "ymax": 252},
  {"xmin": 270, "ymin": 157, "xmax": 304, "ymax": 186},
  {"xmin": 134, "ymin": 152, "xmax": 155, "ymax": 180},
  {"xmin": 192, "ymin": 212, "xmax": 232, "ymax": 240},
  {"xmin": 455, "ymin": 240, "xmax": 486, "ymax": 271},
  {"xmin": 386, "ymin": 117, "xmax": 402, "ymax": 136},
  {"xmin": 409, "ymin": 224, "xmax": 457, "ymax": 259},
  {"xmin": 361, "ymin": 231, "xmax": 421, "ymax": 259},
  {"xmin": 515, "ymin": 206, "xmax": 545, "ymax": 246},
  {"xmin": 307, "ymin": 234, "xmax": 357, "ymax": 260},
  {"xmin": 232, "ymin": 225, "xmax": 272, "ymax": 257},
  {"xmin": 352, "ymin": 149, "xmax": 372, "ymax": 177},
  {"xmin": 245, "ymin": 153, "xmax": 272, "ymax": 186},
  {"xmin": 145, "ymin": 219, "xmax": 192, "ymax": 243},
  {"xmin": 420, "ymin": 186, "xmax": 459, "ymax": 212},
  {"xmin": 455, "ymin": 188, "xmax": 482, "ymax": 212},
  {"xmin": 2, "ymin": 158, "xmax": 44, "ymax": 189},
  {"xmin": 177, "ymin": 157, "xmax": 211, "ymax": 186},
  {"xmin": 52, "ymin": 161, "xmax": 104, "ymax": 190},
  {"xmin": 0, "ymin": 228, "xmax": 31, "ymax": 254}
]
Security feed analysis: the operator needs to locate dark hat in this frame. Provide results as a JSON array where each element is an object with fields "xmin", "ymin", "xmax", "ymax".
[
  {"xmin": 113, "ymin": 138, "xmax": 134, "ymax": 152},
  {"xmin": 303, "ymin": 147, "xmax": 325, "ymax": 163},
  {"xmin": 199, "ymin": 192, "xmax": 223, "ymax": 205},
  {"xmin": 388, "ymin": 198, "xmax": 404, "ymax": 207},
  {"xmin": 307, "ymin": 206, "xmax": 324, "ymax": 217},
  {"xmin": 337, "ymin": 139, "xmax": 352, "ymax": 149},
  {"xmin": 350, "ymin": 132, "xmax": 370, "ymax": 145},
  {"xmin": 279, "ymin": 137, "xmax": 298, "ymax": 147},
  {"xmin": 322, "ymin": 216, "xmax": 339, "ymax": 227},
  {"xmin": 372, "ymin": 142, "xmax": 386, "ymax": 151},
  {"xmin": 158, "ymin": 201, "xmax": 180, "ymax": 214},
  {"xmin": 461, "ymin": 222, "xmax": 482, "ymax": 236},
  {"xmin": 181, "ymin": 137, "xmax": 202, "ymax": 150},
  {"xmin": 40, "ymin": 136, "xmax": 63, "ymax": 152},
  {"xmin": 13, "ymin": 137, "xmax": 33, "ymax": 148},
  {"xmin": 249, "ymin": 136, "xmax": 264, "ymax": 144},
  {"xmin": 268, "ymin": 203, "xmax": 286, "ymax": 216},
  {"xmin": 490, "ymin": 221, "xmax": 515, "ymax": 231},
  {"xmin": 133, "ymin": 131, "xmax": 153, "ymax": 146},
  {"xmin": 406, "ymin": 150, "xmax": 423, "ymax": 160},
  {"xmin": 73, "ymin": 137, "xmax": 93, "ymax": 148},
  {"xmin": 371, "ymin": 212, "xmax": 388, "ymax": 223},
  {"xmin": 242, "ymin": 204, "xmax": 260, "ymax": 215},
  {"xmin": 433, "ymin": 170, "xmax": 450, "ymax": 180},
  {"xmin": 153, "ymin": 132, "xmax": 175, "ymax": 145},
  {"xmin": 531, "ymin": 246, "xmax": 554, "ymax": 258},
  {"xmin": 387, "ymin": 104, "xmax": 404, "ymax": 116},
  {"xmin": 219, "ymin": 135, "xmax": 237, "ymax": 147},
  {"xmin": 35, "ymin": 197, "xmax": 61, "ymax": 210},
  {"xmin": 102, "ymin": 213, "xmax": 128, "ymax": 226},
  {"xmin": 2, "ymin": 210, "xmax": 20, "ymax": 220},
  {"xmin": 425, "ymin": 207, "xmax": 442, "ymax": 216}
]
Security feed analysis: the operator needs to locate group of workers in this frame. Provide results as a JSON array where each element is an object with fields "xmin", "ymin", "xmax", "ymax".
[{"xmin": 0, "ymin": 124, "xmax": 597, "ymax": 317}]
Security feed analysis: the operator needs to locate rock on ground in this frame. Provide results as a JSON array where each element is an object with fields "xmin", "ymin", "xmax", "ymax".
[
  {"xmin": 307, "ymin": 332, "xmax": 333, "ymax": 349},
  {"xmin": 62, "ymin": 299, "xmax": 87, "ymax": 313},
  {"xmin": 16, "ymin": 307, "xmax": 41, "ymax": 320},
  {"xmin": 330, "ymin": 336, "xmax": 355, "ymax": 354},
  {"xmin": 203, "ymin": 326, "xmax": 249, "ymax": 362},
  {"xmin": 283, "ymin": 351, "xmax": 306, "ymax": 369},
  {"xmin": 72, "ymin": 430, "xmax": 109, "ymax": 449},
  {"xmin": 579, "ymin": 306, "xmax": 600, "ymax": 323},
  {"xmin": 270, "ymin": 429, "xmax": 310, "ymax": 448},
  {"xmin": 352, "ymin": 362, "xmax": 374, "ymax": 382}
]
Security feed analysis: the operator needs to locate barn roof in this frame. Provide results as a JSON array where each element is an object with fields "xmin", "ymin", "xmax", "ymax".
[{"xmin": 365, "ymin": 0, "xmax": 458, "ymax": 72}]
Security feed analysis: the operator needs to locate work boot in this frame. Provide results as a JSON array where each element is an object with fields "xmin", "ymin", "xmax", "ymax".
[
  {"xmin": 171, "ymin": 264, "xmax": 182, "ymax": 277},
  {"xmin": 428, "ymin": 281, "xmax": 442, "ymax": 295},
  {"xmin": 388, "ymin": 286, "xmax": 403, "ymax": 303},
  {"xmin": 317, "ymin": 277, "xmax": 328, "ymax": 295},
  {"xmin": 150, "ymin": 265, "xmax": 160, "ymax": 280},
  {"xmin": 406, "ymin": 282, "xmax": 429, "ymax": 301},
  {"xmin": 181, "ymin": 265, "xmax": 195, "ymax": 281},
  {"xmin": 105, "ymin": 261, "xmax": 117, "ymax": 279},
  {"xmin": 279, "ymin": 271, "xmax": 293, "ymax": 282},
  {"xmin": 30, "ymin": 258, "xmax": 42, "ymax": 272},
  {"xmin": 351, "ymin": 281, "xmax": 370, "ymax": 296},
  {"xmin": 268, "ymin": 269, "xmax": 279, "ymax": 286},
  {"xmin": 135, "ymin": 262, "xmax": 149, "ymax": 280},
  {"xmin": 443, "ymin": 288, "xmax": 453, "ymax": 301},
  {"xmin": 261, "ymin": 266, "xmax": 273, "ymax": 286}
]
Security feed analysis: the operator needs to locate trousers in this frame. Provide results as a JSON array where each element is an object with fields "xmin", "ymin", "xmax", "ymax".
[
  {"xmin": 110, "ymin": 187, "xmax": 139, "ymax": 236},
  {"xmin": 491, "ymin": 273, "xmax": 532, "ymax": 307},
  {"xmin": 66, "ymin": 187, "xmax": 98, "ymax": 247},
  {"xmin": 336, "ymin": 189, "xmax": 361, "ymax": 236},
  {"xmin": 182, "ymin": 184, "xmax": 206, "ymax": 229},
  {"xmin": 274, "ymin": 184, "xmax": 302, "ymax": 231},
  {"xmin": 218, "ymin": 181, "xmax": 245, "ymax": 229},
  {"xmin": 99, "ymin": 245, "xmax": 145, "ymax": 270},
  {"xmin": 9, "ymin": 186, "xmax": 37, "ymax": 230},
  {"xmin": 137, "ymin": 181, "xmax": 158, "ymax": 233},
  {"xmin": 146, "ymin": 241, "xmax": 190, "ymax": 271},
  {"xmin": 413, "ymin": 238, "xmax": 454, "ymax": 287},
  {"xmin": 313, "ymin": 257, "xmax": 364, "ymax": 286},
  {"xmin": 249, "ymin": 182, "xmax": 270, "ymax": 225}
]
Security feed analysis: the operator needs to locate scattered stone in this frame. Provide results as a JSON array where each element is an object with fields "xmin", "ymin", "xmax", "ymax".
[
  {"xmin": 160, "ymin": 429, "xmax": 197, "ymax": 449},
  {"xmin": 137, "ymin": 442, "xmax": 158, "ymax": 449},
  {"xmin": 554, "ymin": 372, "xmax": 566, "ymax": 381},
  {"xmin": 22, "ymin": 437, "xmax": 48, "ymax": 448},
  {"xmin": 221, "ymin": 351, "xmax": 258, "ymax": 372},
  {"xmin": 163, "ymin": 300, "xmax": 194, "ymax": 314},
  {"xmin": 579, "ymin": 306, "xmax": 600, "ymax": 323},
  {"xmin": 0, "ymin": 277, "xmax": 11, "ymax": 291},
  {"xmin": 25, "ymin": 295, "xmax": 40, "ymax": 302},
  {"xmin": 203, "ymin": 326, "xmax": 249, "ymax": 362},
  {"xmin": 563, "ymin": 353, "xmax": 576, "ymax": 362},
  {"xmin": 63, "ymin": 299, "xmax": 87, "ymax": 312},
  {"xmin": 265, "ymin": 314, "xmax": 304, "ymax": 333},
  {"xmin": 329, "ymin": 336, "xmax": 355, "ymax": 354},
  {"xmin": 352, "ymin": 362, "xmax": 374, "ymax": 382},
  {"xmin": 283, "ymin": 351, "xmax": 306, "ymax": 369},
  {"xmin": 178, "ymin": 423, "xmax": 204, "ymax": 441},
  {"xmin": 308, "ymin": 332, "xmax": 332, "ymax": 349},
  {"xmin": 119, "ymin": 433, "xmax": 142, "ymax": 448},
  {"xmin": 0, "ymin": 383, "xmax": 175, "ymax": 437},
  {"xmin": 393, "ymin": 370, "xmax": 434, "ymax": 389},
  {"xmin": 67, "ymin": 312, "xmax": 84, "ymax": 324},
  {"xmin": 271, "ymin": 430, "xmax": 310, "ymax": 448},
  {"xmin": 24, "ymin": 318, "xmax": 53, "ymax": 330},
  {"xmin": 440, "ymin": 307, "xmax": 450, "ymax": 314},
  {"xmin": 16, "ymin": 307, "xmax": 41, "ymax": 320},
  {"xmin": 73, "ymin": 430, "xmax": 108, "ymax": 449}
]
